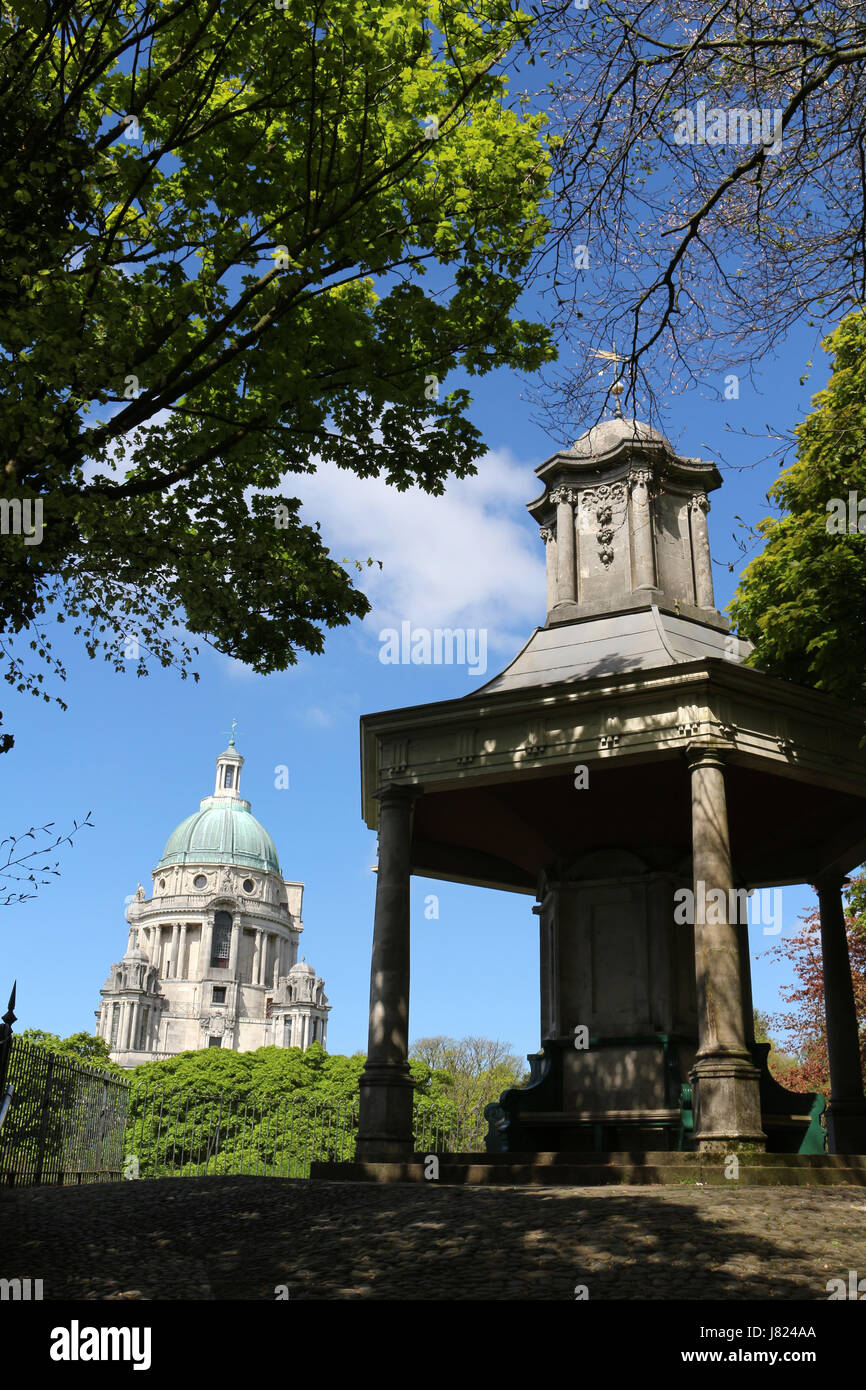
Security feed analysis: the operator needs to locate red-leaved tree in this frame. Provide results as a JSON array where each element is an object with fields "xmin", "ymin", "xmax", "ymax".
[{"xmin": 764, "ymin": 876, "xmax": 866, "ymax": 1095}]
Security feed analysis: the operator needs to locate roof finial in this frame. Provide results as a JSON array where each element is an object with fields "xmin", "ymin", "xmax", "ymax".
[
  {"xmin": 225, "ymin": 717, "xmax": 240, "ymax": 749},
  {"xmin": 590, "ymin": 343, "xmax": 628, "ymax": 419}
]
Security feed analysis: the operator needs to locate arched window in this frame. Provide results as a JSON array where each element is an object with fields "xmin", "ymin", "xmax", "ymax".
[
  {"xmin": 224, "ymin": 766, "xmax": 234, "ymax": 789},
  {"xmin": 211, "ymin": 911, "xmax": 232, "ymax": 967}
]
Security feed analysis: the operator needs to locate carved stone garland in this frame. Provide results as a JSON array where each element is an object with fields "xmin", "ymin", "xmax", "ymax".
[{"xmin": 579, "ymin": 482, "xmax": 628, "ymax": 567}]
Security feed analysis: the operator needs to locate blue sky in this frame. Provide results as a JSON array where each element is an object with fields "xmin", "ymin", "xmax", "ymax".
[{"xmin": 0, "ymin": 291, "xmax": 835, "ymax": 1064}]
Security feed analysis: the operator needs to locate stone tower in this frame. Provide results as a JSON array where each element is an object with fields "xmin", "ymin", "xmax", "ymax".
[{"xmin": 96, "ymin": 740, "xmax": 330, "ymax": 1065}]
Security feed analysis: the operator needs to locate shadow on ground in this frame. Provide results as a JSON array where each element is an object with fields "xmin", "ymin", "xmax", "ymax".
[{"xmin": 2, "ymin": 1176, "xmax": 865, "ymax": 1300}]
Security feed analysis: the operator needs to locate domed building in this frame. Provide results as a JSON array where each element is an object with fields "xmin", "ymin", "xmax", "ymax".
[{"xmin": 95, "ymin": 736, "xmax": 331, "ymax": 1066}]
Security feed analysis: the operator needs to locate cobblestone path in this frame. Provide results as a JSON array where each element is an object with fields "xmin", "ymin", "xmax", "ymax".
[{"xmin": 3, "ymin": 1177, "xmax": 865, "ymax": 1300}]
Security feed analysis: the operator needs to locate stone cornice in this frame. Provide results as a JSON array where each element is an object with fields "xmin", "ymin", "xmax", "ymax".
[
  {"xmin": 132, "ymin": 897, "xmax": 296, "ymax": 929},
  {"xmin": 360, "ymin": 659, "xmax": 866, "ymax": 827},
  {"xmin": 528, "ymin": 448, "xmax": 721, "ymax": 524}
]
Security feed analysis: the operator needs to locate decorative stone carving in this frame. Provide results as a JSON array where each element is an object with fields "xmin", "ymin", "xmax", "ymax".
[{"xmin": 580, "ymin": 482, "xmax": 627, "ymax": 567}]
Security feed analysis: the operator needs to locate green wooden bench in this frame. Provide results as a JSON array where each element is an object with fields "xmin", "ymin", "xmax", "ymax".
[{"xmin": 486, "ymin": 1033, "xmax": 696, "ymax": 1153}]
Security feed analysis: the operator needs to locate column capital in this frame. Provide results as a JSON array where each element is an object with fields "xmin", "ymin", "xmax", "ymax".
[
  {"xmin": 550, "ymin": 485, "xmax": 575, "ymax": 507},
  {"xmin": 684, "ymin": 741, "xmax": 730, "ymax": 770},
  {"xmin": 812, "ymin": 870, "xmax": 850, "ymax": 893},
  {"xmin": 629, "ymin": 466, "xmax": 653, "ymax": 490},
  {"xmin": 539, "ymin": 526, "xmax": 554, "ymax": 544},
  {"xmin": 374, "ymin": 781, "xmax": 423, "ymax": 806},
  {"xmin": 689, "ymin": 491, "xmax": 710, "ymax": 513}
]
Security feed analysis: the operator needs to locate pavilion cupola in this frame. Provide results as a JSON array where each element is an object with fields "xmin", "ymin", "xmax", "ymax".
[
  {"xmin": 213, "ymin": 729, "xmax": 244, "ymax": 800},
  {"xmin": 527, "ymin": 417, "xmax": 725, "ymax": 629}
]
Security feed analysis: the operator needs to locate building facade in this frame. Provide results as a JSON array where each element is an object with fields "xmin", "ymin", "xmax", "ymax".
[{"xmin": 96, "ymin": 739, "xmax": 330, "ymax": 1066}]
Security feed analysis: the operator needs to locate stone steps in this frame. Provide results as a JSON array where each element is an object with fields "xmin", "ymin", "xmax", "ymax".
[{"xmin": 310, "ymin": 1152, "xmax": 866, "ymax": 1186}]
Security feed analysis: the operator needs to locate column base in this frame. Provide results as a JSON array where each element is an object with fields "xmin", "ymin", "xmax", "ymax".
[
  {"xmin": 690, "ymin": 1052, "xmax": 766, "ymax": 1153},
  {"xmin": 826, "ymin": 1099, "xmax": 866, "ymax": 1156},
  {"xmin": 547, "ymin": 601, "xmax": 581, "ymax": 625},
  {"xmin": 356, "ymin": 1063, "xmax": 415, "ymax": 1163}
]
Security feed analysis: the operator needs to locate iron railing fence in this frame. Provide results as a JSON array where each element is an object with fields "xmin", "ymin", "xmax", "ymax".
[
  {"xmin": 0, "ymin": 1037, "xmax": 131, "ymax": 1186},
  {"xmin": 0, "ymin": 1036, "xmax": 491, "ymax": 1187},
  {"xmin": 125, "ymin": 1087, "xmax": 489, "ymax": 1180},
  {"xmin": 126, "ymin": 1090, "xmax": 357, "ymax": 1179},
  {"xmin": 414, "ymin": 1102, "xmax": 489, "ymax": 1157}
]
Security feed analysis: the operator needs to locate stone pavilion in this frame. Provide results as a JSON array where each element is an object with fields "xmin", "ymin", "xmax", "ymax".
[{"xmin": 353, "ymin": 414, "xmax": 866, "ymax": 1164}]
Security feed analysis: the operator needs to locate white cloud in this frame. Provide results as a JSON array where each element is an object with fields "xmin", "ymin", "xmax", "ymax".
[{"xmin": 294, "ymin": 449, "xmax": 545, "ymax": 653}]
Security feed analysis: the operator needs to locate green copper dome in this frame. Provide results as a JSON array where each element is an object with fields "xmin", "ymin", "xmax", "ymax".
[{"xmin": 156, "ymin": 796, "xmax": 280, "ymax": 875}]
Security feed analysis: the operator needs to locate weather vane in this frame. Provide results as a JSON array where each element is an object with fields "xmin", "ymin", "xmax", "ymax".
[
  {"xmin": 224, "ymin": 717, "xmax": 241, "ymax": 748},
  {"xmin": 589, "ymin": 344, "xmax": 628, "ymax": 417}
]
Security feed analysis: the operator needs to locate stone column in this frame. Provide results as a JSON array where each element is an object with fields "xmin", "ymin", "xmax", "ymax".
[
  {"xmin": 686, "ymin": 745, "xmax": 765, "ymax": 1151},
  {"xmin": 200, "ymin": 918, "xmax": 212, "ymax": 976},
  {"xmin": 169, "ymin": 923, "xmax": 180, "ymax": 978},
  {"xmin": 815, "ymin": 874, "xmax": 866, "ymax": 1153},
  {"xmin": 540, "ymin": 527, "xmax": 558, "ymax": 618},
  {"xmin": 356, "ymin": 783, "xmax": 420, "ymax": 1163},
  {"xmin": 552, "ymin": 487, "xmax": 577, "ymax": 606},
  {"xmin": 689, "ymin": 494, "xmax": 715, "ymax": 608},
  {"xmin": 178, "ymin": 923, "xmax": 188, "ymax": 979},
  {"xmin": 228, "ymin": 916, "xmax": 240, "ymax": 974},
  {"xmin": 630, "ymin": 468, "xmax": 656, "ymax": 590},
  {"xmin": 252, "ymin": 930, "xmax": 261, "ymax": 986}
]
